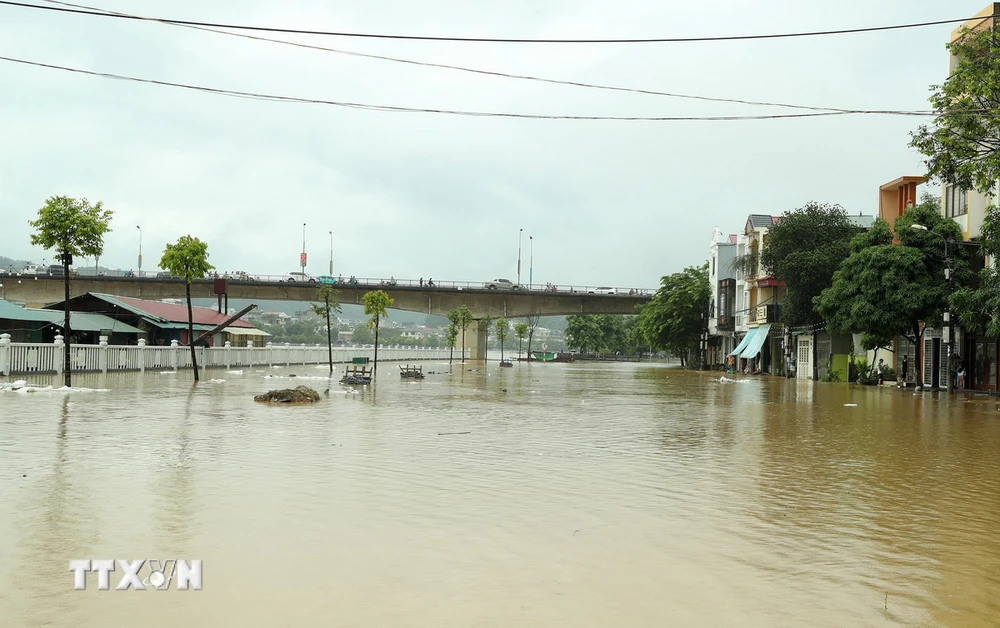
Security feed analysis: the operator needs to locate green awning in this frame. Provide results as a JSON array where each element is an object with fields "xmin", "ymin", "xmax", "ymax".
[
  {"xmin": 27, "ymin": 309, "xmax": 144, "ymax": 334},
  {"xmin": 729, "ymin": 327, "xmax": 758, "ymax": 356},
  {"xmin": 740, "ymin": 324, "xmax": 772, "ymax": 359}
]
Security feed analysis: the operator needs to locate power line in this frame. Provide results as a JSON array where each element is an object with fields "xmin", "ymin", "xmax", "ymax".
[
  {"xmin": 2, "ymin": 54, "xmax": 878, "ymax": 120},
  {"xmin": 0, "ymin": 0, "xmax": 992, "ymax": 44},
  {"xmin": 34, "ymin": 0, "xmax": 924, "ymax": 116}
]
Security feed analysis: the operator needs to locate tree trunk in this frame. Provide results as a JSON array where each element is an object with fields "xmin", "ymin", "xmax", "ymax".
[
  {"xmin": 461, "ymin": 328, "xmax": 466, "ymax": 362},
  {"xmin": 518, "ymin": 337, "xmax": 522, "ymax": 361},
  {"xmin": 187, "ymin": 282, "xmax": 199, "ymax": 382},
  {"xmin": 325, "ymin": 295, "xmax": 333, "ymax": 376},
  {"xmin": 63, "ymin": 252, "xmax": 71, "ymax": 388},
  {"xmin": 484, "ymin": 324, "xmax": 489, "ymax": 364},
  {"xmin": 500, "ymin": 335, "xmax": 504, "ymax": 362},
  {"xmin": 373, "ymin": 316, "xmax": 379, "ymax": 379},
  {"xmin": 527, "ymin": 331, "xmax": 534, "ymax": 361},
  {"xmin": 913, "ymin": 322, "xmax": 923, "ymax": 388}
]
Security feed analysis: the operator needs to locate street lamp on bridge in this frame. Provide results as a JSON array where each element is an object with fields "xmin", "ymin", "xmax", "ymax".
[
  {"xmin": 136, "ymin": 225, "xmax": 142, "ymax": 276},
  {"xmin": 301, "ymin": 223, "xmax": 307, "ymax": 275},
  {"xmin": 529, "ymin": 235, "xmax": 533, "ymax": 289},
  {"xmin": 517, "ymin": 228, "xmax": 523, "ymax": 287},
  {"xmin": 329, "ymin": 231, "xmax": 334, "ymax": 276}
]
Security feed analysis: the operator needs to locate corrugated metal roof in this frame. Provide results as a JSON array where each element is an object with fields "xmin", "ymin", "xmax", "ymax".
[
  {"xmin": 0, "ymin": 298, "xmax": 53, "ymax": 322},
  {"xmin": 848, "ymin": 215, "xmax": 876, "ymax": 229},
  {"xmin": 29, "ymin": 309, "xmax": 144, "ymax": 334},
  {"xmin": 746, "ymin": 215, "xmax": 778, "ymax": 228},
  {"xmin": 87, "ymin": 293, "xmax": 254, "ymax": 327},
  {"xmin": 223, "ymin": 327, "xmax": 271, "ymax": 337}
]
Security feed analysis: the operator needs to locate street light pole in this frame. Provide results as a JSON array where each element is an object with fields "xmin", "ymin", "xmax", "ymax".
[
  {"xmin": 329, "ymin": 231, "xmax": 334, "ymax": 276},
  {"xmin": 517, "ymin": 228, "xmax": 523, "ymax": 287},
  {"xmin": 301, "ymin": 223, "xmax": 307, "ymax": 275},
  {"xmin": 529, "ymin": 236, "xmax": 533, "ymax": 289},
  {"xmin": 136, "ymin": 225, "xmax": 142, "ymax": 276}
]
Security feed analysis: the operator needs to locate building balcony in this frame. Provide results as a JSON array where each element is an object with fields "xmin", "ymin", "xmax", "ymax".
[
  {"xmin": 717, "ymin": 314, "xmax": 735, "ymax": 332},
  {"xmin": 748, "ymin": 304, "xmax": 782, "ymax": 326}
]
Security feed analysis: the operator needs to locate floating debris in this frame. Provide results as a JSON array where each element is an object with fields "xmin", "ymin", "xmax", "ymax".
[
  {"xmin": 253, "ymin": 385, "xmax": 321, "ymax": 403},
  {"xmin": 399, "ymin": 364, "xmax": 425, "ymax": 379}
]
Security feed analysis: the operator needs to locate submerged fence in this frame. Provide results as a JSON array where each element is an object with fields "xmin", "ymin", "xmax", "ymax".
[{"xmin": 0, "ymin": 334, "xmax": 467, "ymax": 376}]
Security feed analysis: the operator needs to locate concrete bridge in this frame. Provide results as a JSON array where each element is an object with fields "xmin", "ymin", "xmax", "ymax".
[{"xmin": 0, "ymin": 275, "xmax": 653, "ymax": 359}]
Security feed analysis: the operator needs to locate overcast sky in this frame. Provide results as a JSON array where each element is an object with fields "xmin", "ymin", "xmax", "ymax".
[{"xmin": 0, "ymin": 0, "xmax": 983, "ymax": 289}]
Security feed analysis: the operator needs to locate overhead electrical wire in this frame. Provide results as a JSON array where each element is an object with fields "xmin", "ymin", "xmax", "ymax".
[
  {"xmin": 33, "ymin": 0, "xmax": 928, "ymax": 116},
  {"xmin": 0, "ymin": 54, "xmax": 953, "ymax": 121},
  {"xmin": 0, "ymin": 55, "xmax": 856, "ymax": 120},
  {"xmin": 0, "ymin": 0, "xmax": 993, "ymax": 44}
]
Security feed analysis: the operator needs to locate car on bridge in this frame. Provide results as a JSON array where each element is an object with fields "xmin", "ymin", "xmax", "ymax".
[
  {"xmin": 485, "ymin": 278, "xmax": 521, "ymax": 290},
  {"xmin": 283, "ymin": 271, "xmax": 317, "ymax": 283},
  {"xmin": 588, "ymin": 287, "xmax": 618, "ymax": 295}
]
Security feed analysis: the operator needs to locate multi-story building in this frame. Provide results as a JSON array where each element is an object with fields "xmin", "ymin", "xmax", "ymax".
[{"xmin": 706, "ymin": 227, "xmax": 739, "ymax": 367}]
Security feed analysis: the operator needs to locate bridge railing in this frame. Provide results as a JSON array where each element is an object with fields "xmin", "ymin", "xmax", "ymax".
[
  {"xmin": 0, "ymin": 333, "xmax": 467, "ymax": 377},
  {"xmin": 16, "ymin": 272, "xmax": 657, "ymax": 296}
]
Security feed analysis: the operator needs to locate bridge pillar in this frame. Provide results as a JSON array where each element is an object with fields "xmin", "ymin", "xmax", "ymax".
[{"xmin": 464, "ymin": 319, "xmax": 488, "ymax": 361}]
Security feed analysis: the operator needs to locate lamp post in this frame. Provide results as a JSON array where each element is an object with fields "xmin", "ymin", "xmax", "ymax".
[
  {"xmin": 517, "ymin": 228, "xmax": 523, "ymax": 287},
  {"xmin": 529, "ymin": 235, "xmax": 533, "ymax": 289},
  {"xmin": 911, "ymin": 223, "xmax": 953, "ymax": 393},
  {"xmin": 301, "ymin": 223, "xmax": 307, "ymax": 275},
  {"xmin": 329, "ymin": 231, "xmax": 334, "ymax": 276},
  {"xmin": 136, "ymin": 225, "xmax": 142, "ymax": 276}
]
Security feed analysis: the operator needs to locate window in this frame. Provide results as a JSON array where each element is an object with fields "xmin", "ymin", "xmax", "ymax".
[{"xmin": 944, "ymin": 185, "xmax": 968, "ymax": 217}]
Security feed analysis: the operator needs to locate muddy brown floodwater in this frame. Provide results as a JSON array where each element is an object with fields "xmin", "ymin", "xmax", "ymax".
[{"xmin": 1, "ymin": 362, "xmax": 998, "ymax": 627}]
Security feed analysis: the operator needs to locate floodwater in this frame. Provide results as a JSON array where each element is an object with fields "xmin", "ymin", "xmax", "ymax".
[{"xmin": 1, "ymin": 362, "xmax": 999, "ymax": 627}]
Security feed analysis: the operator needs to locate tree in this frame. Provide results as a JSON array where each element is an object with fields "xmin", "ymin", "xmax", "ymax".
[
  {"xmin": 525, "ymin": 300, "xmax": 542, "ymax": 360},
  {"xmin": 455, "ymin": 305, "xmax": 473, "ymax": 362},
  {"xmin": 445, "ymin": 309, "xmax": 460, "ymax": 367},
  {"xmin": 160, "ymin": 235, "xmax": 213, "ymax": 382},
  {"xmin": 363, "ymin": 290, "xmax": 394, "ymax": 379},
  {"xmin": 952, "ymin": 205, "xmax": 999, "ymax": 337},
  {"xmin": 815, "ymin": 204, "xmax": 969, "ymax": 385},
  {"xmin": 911, "ymin": 24, "xmax": 1000, "ymax": 195},
  {"xmin": 496, "ymin": 318, "xmax": 510, "ymax": 362},
  {"xmin": 566, "ymin": 315, "xmax": 603, "ymax": 353},
  {"xmin": 352, "ymin": 323, "xmax": 374, "ymax": 346},
  {"xmin": 637, "ymin": 264, "xmax": 710, "ymax": 366},
  {"xmin": 28, "ymin": 196, "xmax": 113, "ymax": 387},
  {"xmin": 480, "ymin": 314, "xmax": 493, "ymax": 363},
  {"xmin": 514, "ymin": 322, "xmax": 529, "ymax": 360},
  {"xmin": 760, "ymin": 202, "xmax": 861, "ymax": 328},
  {"xmin": 310, "ymin": 284, "xmax": 341, "ymax": 376}
]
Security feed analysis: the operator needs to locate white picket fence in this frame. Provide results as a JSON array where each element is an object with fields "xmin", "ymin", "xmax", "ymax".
[{"xmin": 0, "ymin": 334, "xmax": 467, "ymax": 376}]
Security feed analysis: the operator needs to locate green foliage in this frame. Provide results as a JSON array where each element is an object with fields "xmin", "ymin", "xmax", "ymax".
[
  {"xmin": 637, "ymin": 264, "xmax": 710, "ymax": 358},
  {"xmin": 28, "ymin": 196, "xmax": 113, "ymax": 260},
  {"xmin": 310, "ymin": 285, "xmax": 342, "ymax": 319},
  {"xmin": 760, "ymin": 202, "xmax": 860, "ymax": 327},
  {"xmin": 495, "ymin": 318, "xmax": 509, "ymax": 346},
  {"xmin": 910, "ymin": 25, "xmax": 1000, "ymax": 194},
  {"xmin": 952, "ymin": 205, "xmax": 1000, "ymax": 337},
  {"xmin": 351, "ymin": 323, "xmax": 375, "ymax": 345},
  {"xmin": 514, "ymin": 322, "xmax": 529, "ymax": 341},
  {"xmin": 160, "ymin": 235, "xmax": 213, "ymax": 283},
  {"xmin": 363, "ymin": 290, "xmax": 393, "ymax": 330},
  {"xmin": 821, "ymin": 355, "xmax": 842, "ymax": 382},
  {"xmin": 852, "ymin": 356, "xmax": 870, "ymax": 384},
  {"xmin": 816, "ymin": 203, "xmax": 968, "ymax": 364},
  {"xmin": 565, "ymin": 315, "xmax": 642, "ymax": 354}
]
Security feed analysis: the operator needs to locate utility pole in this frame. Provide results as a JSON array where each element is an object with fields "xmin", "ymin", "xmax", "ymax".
[
  {"xmin": 329, "ymin": 231, "xmax": 334, "ymax": 276},
  {"xmin": 529, "ymin": 235, "xmax": 533, "ymax": 289},
  {"xmin": 136, "ymin": 225, "xmax": 142, "ymax": 276}
]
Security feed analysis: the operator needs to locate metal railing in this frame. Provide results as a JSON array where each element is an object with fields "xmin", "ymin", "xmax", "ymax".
[
  {"xmin": 3, "ymin": 271, "xmax": 656, "ymax": 296},
  {"xmin": 0, "ymin": 333, "xmax": 467, "ymax": 376}
]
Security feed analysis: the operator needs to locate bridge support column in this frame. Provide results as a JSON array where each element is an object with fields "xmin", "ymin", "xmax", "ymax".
[{"xmin": 465, "ymin": 319, "xmax": 488, "ymax": 361}]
